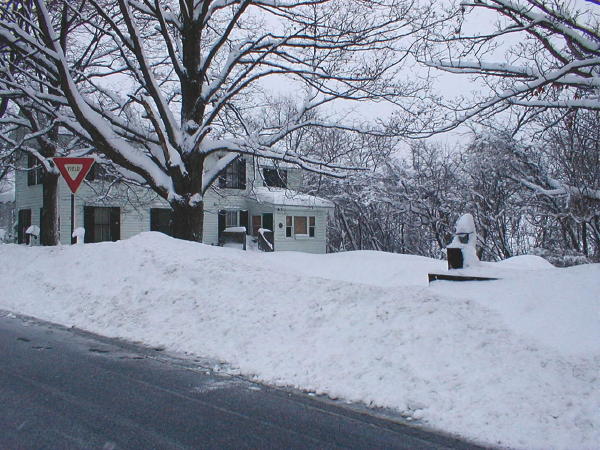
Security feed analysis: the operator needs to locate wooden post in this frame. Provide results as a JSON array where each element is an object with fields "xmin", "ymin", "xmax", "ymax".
[{"xmin": 70, "ymin": 193, "xmax": 75, "ymax": 244}]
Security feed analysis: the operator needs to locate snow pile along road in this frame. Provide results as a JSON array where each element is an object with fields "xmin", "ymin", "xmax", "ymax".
[{"xmin": 1, "ymin": 233, "xmax": 599, "ymax": 449}]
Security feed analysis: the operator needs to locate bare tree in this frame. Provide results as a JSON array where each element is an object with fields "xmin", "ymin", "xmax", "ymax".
[
  {"xmin": 419, "ymin": 0, "xmax": 600, "ymax": 134},
  {"xmin": 0, "ymin": 0, "xmax": 428, "ymax": 241}
]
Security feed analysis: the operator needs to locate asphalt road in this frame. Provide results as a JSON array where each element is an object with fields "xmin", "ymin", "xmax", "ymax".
[{"xmin": 0, "ymin": 311, "xmax": 485, "ymax": 450}]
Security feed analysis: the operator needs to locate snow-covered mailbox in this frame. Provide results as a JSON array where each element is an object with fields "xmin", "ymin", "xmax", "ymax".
[
  {"xmin": 446, "ymin": 213, "xmax": 479, "ymax": 270},
  {"xmin": 428, "ymin": 213, "xmax": 497, "ymax": 282}
]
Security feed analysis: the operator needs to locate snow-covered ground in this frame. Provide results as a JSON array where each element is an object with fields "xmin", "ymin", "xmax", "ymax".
[{"xmin": 1, "ymin": 232, "xmax": 598, "ymax": 449}]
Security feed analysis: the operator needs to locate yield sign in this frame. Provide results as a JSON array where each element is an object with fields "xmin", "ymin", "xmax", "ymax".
[{"xmin": 53, "ymin": 157, "xmax": 95, "ymax": 193}]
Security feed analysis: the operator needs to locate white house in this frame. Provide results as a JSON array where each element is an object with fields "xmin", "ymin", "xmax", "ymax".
[{"xmin": 14, "ymin": 155, "xmax": 334, "ymax": 253}]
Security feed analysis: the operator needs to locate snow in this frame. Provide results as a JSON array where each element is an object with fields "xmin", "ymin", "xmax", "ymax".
[
  {"xmin": 25, "ymin": 225, "xmax": 40, "ymax": 237},
  {"xmin": 223, "ymin": 226, "xmax": 246, "ymax": 233},
  {"xmin": 454, "ymin": 213, "xmax": 476, "ymax": 234},
  {"xmin": 0, "ymin": 232, "xmax": 599, "ymax": 449},
  {"xmin": 251, "ymin": 187, "xmax": 335, "ymax": 208}
]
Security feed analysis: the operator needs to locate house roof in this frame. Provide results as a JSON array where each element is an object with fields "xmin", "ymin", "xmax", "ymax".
[{"xmin": 250, "ymin": 187, "xmax": 334, "ymax": 208}]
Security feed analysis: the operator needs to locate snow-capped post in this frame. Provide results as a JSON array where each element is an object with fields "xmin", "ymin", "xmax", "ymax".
[
  {"xmin": 72, "ymin": 227, "xmax": 85, "ymax": 245},
  {"xmin": 25, "ymin": 225, "xmax": 40, "ymax": 246},
  {"xmin": 446, "ymin": 214, "xmax": 479, "ymax": 270}
]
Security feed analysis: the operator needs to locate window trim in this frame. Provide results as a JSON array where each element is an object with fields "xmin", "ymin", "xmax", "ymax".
[{"xmin": 27, "ymin": 154, "xmax": 44, "ymax": 186}]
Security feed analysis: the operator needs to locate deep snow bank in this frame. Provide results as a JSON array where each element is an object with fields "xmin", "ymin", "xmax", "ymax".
[{"xmin": 1, "ymin": 233, "xmax": 598, "ymax": 449}]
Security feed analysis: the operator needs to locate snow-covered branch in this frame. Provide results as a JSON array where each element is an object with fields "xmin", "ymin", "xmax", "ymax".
[{"xmin": 419, "ymin": 0, "xmax": 600, "ymax": 134}]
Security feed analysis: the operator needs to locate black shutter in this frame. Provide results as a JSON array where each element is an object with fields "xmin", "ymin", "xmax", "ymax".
[
  {"xmin": 150, "ymin": 208, "xmax": 158, "ymax": 231},
  {"xmin": 238, "ymin": 158, "xmax": 246, "ymax": 189},
  {"xmin": 84, "ymin": 206, "xmax": 94, "ymax": 243},
  {"xmin": 240, "ymin": 210, "xmax": 249, "ymax": 234},
  {"xmin": 18, "ymin": 209, "xmax": 31, "ymax": 244},
  {"xmin": 39, "ymin": 208, "xmax": 43, "ymax": 241},
  {"xmin": 218, "ymin": 210, "xmax": 226, "ymax": 240},
  {"xmin": 110, "ymin": 207, "xmax": 120, "ymax": 241},
  {"xmin": 262, "ymin": 213, "xmax": 273, "ymax": 232}
]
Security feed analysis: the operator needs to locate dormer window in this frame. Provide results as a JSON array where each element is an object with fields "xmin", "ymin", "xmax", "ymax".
[
  {"xmin": 218, "ymin": 158, "xmax": 246, "ymax": 189},
  {"xmin": 263, "ymin": 168, "xmax": 287, "ymax": 188}
]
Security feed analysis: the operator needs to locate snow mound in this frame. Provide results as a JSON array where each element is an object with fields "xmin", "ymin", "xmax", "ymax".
[
  {"xmin": 496, "ymin": 254, "xmax": 555, "ymax": 270},
  {"xmin": 1, "ymin": 233, "xmax": 598, "ymax": 449},
  {"xmin": 260, "ymin": 249, "xmax": 446, "ymax": 287}
]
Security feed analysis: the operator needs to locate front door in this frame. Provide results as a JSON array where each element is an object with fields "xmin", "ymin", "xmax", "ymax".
[
  {"xmin": 262, "ymin": 213, "xmax": 273, "ymax": 232},
  {"xmin": 252, "ymin": 215, "xmax": 262, "ymax": 236}
]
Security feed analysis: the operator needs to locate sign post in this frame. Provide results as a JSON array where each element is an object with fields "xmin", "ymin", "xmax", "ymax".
[{"xmin": 53, "ymin": 157, "xmax": 95, "ymax": 244}]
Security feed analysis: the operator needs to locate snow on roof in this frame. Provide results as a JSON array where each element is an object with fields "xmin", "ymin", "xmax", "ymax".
[
  {"xmin": 250, "ymin": 187, "xmax": 334, "ymax": 208},
  {"xmin": 0, "ymin": 188, "xmax": 15, "ymax": 203}
]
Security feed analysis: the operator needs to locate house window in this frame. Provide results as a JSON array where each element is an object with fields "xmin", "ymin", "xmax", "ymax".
[
  {"xmin": 263, "ymin": 168, "xmax": 287, "ymax": 188},
  {"xmin": 218, "ymin": 209, "xmax": 249, "ymax": 237},
  {"xmin": 286, "ymin": 215, "xmax": 316, "ymax": 238},
  {"xmin": 17, "ymin": 209, "xmax": 31, "ymax": 244},
  {"xmin": 225, "ymin": 210, "xmax": 238, "ymax": 227},
  {"xmin": 295, "ymin": 216, "xmax": 307, "ymax": 235},
  {"xmin": 84, "ymin": 206, "xmax": 120, "ymax": 243},
  {"xmin": 150, "ymin": 208, "xmax": 172, "ymax": 236},
  {"xmin": 218, "ymin": 158, "xmax": 246, "ymax": 189},
  {"xmin": 94, "ymin": 208, "xmax": 112, "ymax": 242},
  {"xmin": 27, "ymin": 154, "xmax": 44, "ymax": 186}
]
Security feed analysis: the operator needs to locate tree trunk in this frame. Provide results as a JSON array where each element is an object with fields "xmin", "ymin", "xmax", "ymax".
[
  {"xmin": 40, "ymin": 172, "xmax": 60, "ymax": 246},
  {"xmin": 170, "ymin": 202, "xmax": 204, "ymax": 242}
]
